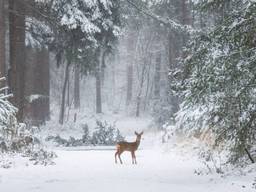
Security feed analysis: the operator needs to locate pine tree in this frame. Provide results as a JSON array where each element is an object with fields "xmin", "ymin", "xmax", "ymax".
[{"xmin": 174, "ymin": 0, "xmax": 256, "ymax": 163}]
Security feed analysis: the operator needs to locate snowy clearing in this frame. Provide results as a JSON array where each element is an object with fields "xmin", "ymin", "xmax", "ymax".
[{"xmin": 0, "ymin": 138, "xmax": 255, "ymax": 192}]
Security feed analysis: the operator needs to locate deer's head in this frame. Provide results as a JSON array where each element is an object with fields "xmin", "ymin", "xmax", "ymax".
[{"xmin": 135, "ymin": 131, "xmax": 143, "ymax": 142}]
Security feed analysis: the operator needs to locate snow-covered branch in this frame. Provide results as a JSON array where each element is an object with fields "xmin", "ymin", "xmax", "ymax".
[
  {"xmin": 0, "ymin": 77, "xmax": 6, "ymax": 82},
  {"xmin": 126, "ymin": 0, "xmax": 197, "ymax": 34}
]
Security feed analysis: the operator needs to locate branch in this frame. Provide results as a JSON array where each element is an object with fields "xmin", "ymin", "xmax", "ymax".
[
  {"xmin": 245, "ymin": 148, "xmax": 255, "ymax": 163},
  {"xmin": 0, "ymin": 77, "xmax": 6, "ymax": 82},
  {"xmin": 126, "ymin": 0, "xmax": 197, "ymax": 35},
  {"xmin": 0, "ymin": 86, "xmax": 9, "ymax": 93},
  {"xmin": 0, "ymin": 94, "xmax": 13, "ymax": 100}
]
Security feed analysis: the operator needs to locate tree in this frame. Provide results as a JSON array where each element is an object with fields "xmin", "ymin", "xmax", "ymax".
[
  {"xmin": 74, "ymin": 63, "xmax": 80, "ymax": 109},
  {"xmin": 9, "ymin": 0, "xmax": 26, "ymax": 121},
  {"xmin": 173, "ymin": 0, "xmax": 256, "ymax": 163},
  {"xmin": 94, "ymin": 0, "xmax": 122, "ymax": 114},
  {"xmin": 126, "ymin": 30, "xmax": 135, "ymax": 106},
  {"xmin": 0, "ymin": 0, "xmax": 5, "ymax": 79}
]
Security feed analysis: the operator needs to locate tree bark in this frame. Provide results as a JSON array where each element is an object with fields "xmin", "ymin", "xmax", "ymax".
[
  {"xmin": 74, "ymin": 63, "xmax": 80, "ymax": 109},
  {"xmin": 9, "ymin": 0, "xmax": 26, "ymax": 121},
  {"xmin": 67, "ymin": 69, "xmax": 70, "ymax": 107},
  {"xmin": 24, "ymin": 47, "xmax": 50, "ymax": 125},
  {"xmin": 59, "ymin": 61, "xmax": 70, "ymax": 124},
  {"xmin": 154, "ymin": 53, "xmax": 161, "ymax": 98},
  {"xmin": 96, "ymin": 48, "xmax": 104, "ymax": 113},
  {"xmin": 0, "ymin": 0, "xmax": 5, "ymax": 79}
]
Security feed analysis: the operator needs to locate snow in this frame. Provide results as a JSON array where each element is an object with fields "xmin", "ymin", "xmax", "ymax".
[
  {"xmin": 0, "ymin": 132, "xmax": 255, "ymax": 192},
  {"xmin": 0, "ymin": 115, "xmax": 255, "ymax": 192},
  {"xmin": 39, "ymin": 112, "xmax": 152, "ymax": 141},
  {"xmin": 26, "ymin": 94, "xmax": 46, "ymax": 103}
]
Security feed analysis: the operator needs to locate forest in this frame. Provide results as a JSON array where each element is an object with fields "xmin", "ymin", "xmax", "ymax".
[{"xmin": 0, "ymin": 0, "xmax": 256, "ymax": 191}]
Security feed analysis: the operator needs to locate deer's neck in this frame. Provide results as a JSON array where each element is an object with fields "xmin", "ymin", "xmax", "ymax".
[{"xmin": 135, "ymin": 139, "xmax": 140, "ymax": 147}]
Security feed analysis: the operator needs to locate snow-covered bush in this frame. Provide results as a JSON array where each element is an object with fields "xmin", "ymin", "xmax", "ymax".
[
  {"xmin": 27, "ymin": 149, "xmax": 57, "ymax": 166},
  {"xmin": 45, "ymin": 121, "xmax": 124, "ymax": 146},
  {"xmin": 81, "ymin": 124, "xmax": 91, "ymax": 144},
  {"xmin": 0, "ymin": 80, "xmax": 56, "ymax": 167},
  {"xmin": 91, "ymin": 120, "xmax": 124, "ymax": 146}
]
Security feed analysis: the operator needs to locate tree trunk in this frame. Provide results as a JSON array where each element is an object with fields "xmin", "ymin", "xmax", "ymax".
[
  {"xmin": 101, "ymin": 51, "xmax": 107, "ymax": 87},
  {"xmin": 0, "ymin": 0, "xmax": 5, "ymax": 79},
  {"xmin": 126, "ymin": 30, "xmax": 135, "ymax": 106},
  {"xmin": 96, "ymin": 48, "xmax": 104, "ymax": 113},
  {"xmin": 135, "ymin": 59, "xmax": 147, "ymax": 117},
  {"xmin": 126, "ymin": 64, "xmax": 133, "ymax": 105},
  {"xmin": 154, "ymin": 53, "xmax": 161, "ymax": 98},
  {"xmin": 67, "ymin": 69, "xmax": 70, "ymax": 106},
  {"xmin": 59, "ymin": 61, "xmax": 70, "ymax": 124},
  {"xmin": 74, "ymin": 63, "xmax": 80, "ymax": 109},
  {"xmin": 35, "ymin": 48, "xmax": 50, "ymax": 123},
  {"xmin": 9, "ymin": 0, "xmax": 26, "ymax": 121},
  {"xmin": 24, "ymin": 47, "xmax": 50, "ymax": 125}
]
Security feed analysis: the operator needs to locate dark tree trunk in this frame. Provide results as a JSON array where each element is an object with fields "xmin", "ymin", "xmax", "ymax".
[
  {"xmin": 9, "ymin": 0, "xmax": 26, "ymax": 121},
  {"xmin": 35, "ymin": 48, "xmax": 50, "ymax": 123},
  {"xmin": 24, "ymin": 47, "xmax": 50, "ymax": 126},
  {"xmin": 59, "ymin": 61, "xmax": 70, "ymax": 124},
  {"xmin": 154, "ymin": 53, "xmax": 161, "ymax": 98},
  {"xmin": 0, "ymin": 0, "xmax": 5, "ymax": 79},
  {"xmin": 101, "ymin": 51, "xmax": 107, "ymax": 87},
  {"xmin": 67, "ymin": 69, "xmax": 70, "ymax": 106},
  {"xmin": 74, "ymin": 63, "xmax": 80, "ymax": 109},
  {"xmin": 96, "ymin": 48, "xmax": 104, "ymax": 114}
]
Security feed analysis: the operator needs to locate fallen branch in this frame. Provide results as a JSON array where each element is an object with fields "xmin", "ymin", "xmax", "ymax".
[{"xmin": 245, "ymin": 148, "xmax": 255, "ymax": 163}]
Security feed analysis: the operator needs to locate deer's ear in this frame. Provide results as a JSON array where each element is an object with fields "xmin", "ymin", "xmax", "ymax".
[
  {"xmin": 140, "ymin": 131, "xmax": 144, "ymax": 135},
  {"xmin": 135, "ymin": 131, "xmax": 138, "ymax": 135}
]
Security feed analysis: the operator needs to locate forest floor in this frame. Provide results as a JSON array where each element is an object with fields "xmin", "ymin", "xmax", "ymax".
[{"xmin": 0, "ymin": 116, "xmax": 255, "ymax": 192}]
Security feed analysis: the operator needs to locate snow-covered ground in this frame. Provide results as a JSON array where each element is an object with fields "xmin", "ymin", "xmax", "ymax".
[
  {"xmin": 0, "ymin": 138, "xmax": 255, "ymax": 191},
  {"xmin": 0, "ymin": 117, "xmax": 255, "ymax": 192}
]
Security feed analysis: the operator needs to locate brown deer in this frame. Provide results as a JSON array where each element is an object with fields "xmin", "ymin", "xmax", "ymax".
[{"xmin": 115, "ymin": 131, "xmax": 143, "ymax": 164}]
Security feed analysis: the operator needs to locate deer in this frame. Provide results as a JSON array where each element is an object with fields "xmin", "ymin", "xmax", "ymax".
[{"xmin": 115, "ymin": 131, "xmax": 143, "ymax": 164}]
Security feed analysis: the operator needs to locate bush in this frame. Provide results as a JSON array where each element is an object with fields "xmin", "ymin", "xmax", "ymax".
[
  {"xmin": 27, "ymin": 149, "xmax": 57, "ymax": 165},
  {"xmin": 91, "ymin": 120, "xmax": 124, "ymax": 145},
  {"xmin": 45, "ymin": 121, "xmax": 125, "ymax": 146}
]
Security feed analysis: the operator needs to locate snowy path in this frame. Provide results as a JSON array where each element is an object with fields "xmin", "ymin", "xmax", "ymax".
[{"xmin": 0, "ymin": 147, "xmax": 254, "ymax": 192}]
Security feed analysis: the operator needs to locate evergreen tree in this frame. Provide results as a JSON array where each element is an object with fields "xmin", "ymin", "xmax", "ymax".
[{"xmin": 173, "ymin": 0, "xmax": 256, "ymax": 163}]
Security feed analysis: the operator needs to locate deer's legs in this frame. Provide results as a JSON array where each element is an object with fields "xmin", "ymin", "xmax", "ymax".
[
  {"xmin": 131, "ymin": 151, "xmax": 137, "ymax": 164},
  {"xmin": 115, "ymin": 151, "xmax": 119, "ymax": 164},
  {"xmin": 118, "ymin": 150, "xmax": 123, "ymax": 164},
  {"xmin": 133, "ymin": 151, "xmax": 137, "ymax": 164},
  {"xmin": 131, "ymin": 152, "xmax": 134, "ymax": 164}
]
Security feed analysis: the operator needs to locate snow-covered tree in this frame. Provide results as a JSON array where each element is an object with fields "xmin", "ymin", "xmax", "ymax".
[{"xmin": 173, "ymin": 0, "xmax": 256, "ymax": 163}]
